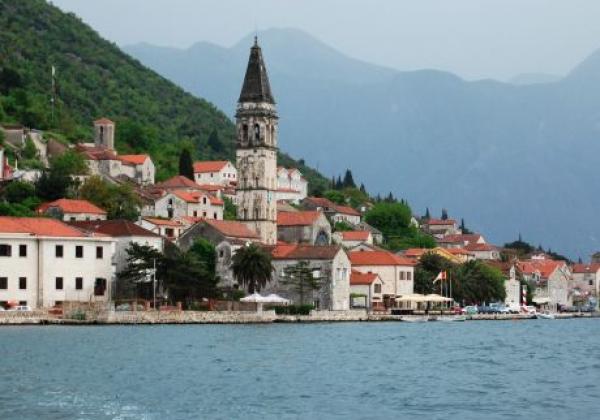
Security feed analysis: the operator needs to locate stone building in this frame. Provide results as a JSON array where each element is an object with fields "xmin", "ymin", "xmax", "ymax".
[
  {"xmin": 276, "ymin": 167, "xmax": 308, "ymax": 203},
  {"xmin": 193, "ymin": 161, "xmax": 237, "ymax": 187},
  {"xmin": 264, "ymin": 244, "xmax": 351, "ymax": 310},
  {"xmin": 235, "ymin": 38, "xmax": 278, "ymax": 244},
  {"xmin": 277, "ymin": 211, "xmax": 331, "ymax": 245},
  {"xmin": 37, "ymin": 199, "xmax": 107, "ymax": 222}
]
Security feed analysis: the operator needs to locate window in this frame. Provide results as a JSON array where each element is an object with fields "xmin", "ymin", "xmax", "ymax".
[
  {"xmin": 242, "ymin": 124, "xmax": 248, "ymax": 141},
  {"xmin": 407, "ymin": 272, "xmax": 412, "ymax": 281},
  {"xmin": 0, "ymin": 244, "xmax": 12, "ymax": 257},
  {"xmin": 254, "ymin": 123, "xmax": 260, "ymax": 142},
  {"xmin": 75, "ymin": 277, "xmax": 83, "ymax": 290},
  {"xmin": 94, "ymin": 278, "xmax": 107, "ymax": 296},
  {"xmin": 400, "ymin": 271, "xmax": 405, "ymax": 280},
  {"xmin": 203, "ymin": 211, "xmax": 207, "ymax": 218},
  {"xmin": 213, "ymin": 212, "xmax": 217, "ymax": 219},
  {"xmin": 19, "ymin": 277, "xmax": 27, "ymax": 289},
  {"xmin": 19, "ymin": 245, "xmax": 27, "ymax": 257},
  {"xmin": 55, "ymin": 245, "xmax": 63, "ymax": 258},
  {"xmin": 203, "ymin": 197, "xmax": 207, "ymax": 204},
  {"xmin": 374, "ymin": 283, "xmax": 382, "ymax": 294},
  {"xmin": 590, "ymin": 280, "xmax": 594, "ymax": 286},
  {"xmin": 70, "ymin": 217, "xmax": 76, "ymax": 222},
  {"xmin": 193, "ymin": 211, "xmax": 198, "ymax": 217},
  {"xmin": 55, "ymin": 277, "xmax": 63, "ymax": 290},
  {"xmin": 219, "ymin": 250, "xmax": 224, "ymax": 258},
  {"xmin": 0, "ymin": 277, "xmax": 7, "ymax": 289},
  {"xmin": 75, "ymin": 246, "xmax": 83, "ymax": 258},
  {"xmin": 96, "ymin": 246, "xmax": 103, "ymax": 259},
  {"xmin": 165, "ymin": 228, "xmax": 174, "ymax": 238}
]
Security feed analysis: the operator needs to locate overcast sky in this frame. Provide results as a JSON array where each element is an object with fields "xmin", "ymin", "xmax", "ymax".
[{"xmin": 52, "ymin": 0, "xmax": 600, "ymax": 81}]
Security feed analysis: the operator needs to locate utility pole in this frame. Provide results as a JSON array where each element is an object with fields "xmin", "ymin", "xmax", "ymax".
[{"xmin": 152, "ymin": 258, "xmax": 156, "ymax": 310}]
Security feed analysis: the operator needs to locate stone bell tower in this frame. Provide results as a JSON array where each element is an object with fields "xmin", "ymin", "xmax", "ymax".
[
  {"xmin": 93, "ymin": 118, "xmax": 115, "ymax": 150},
  {"xmin": 235, "ymin": 37, "xmax": 278, "ymax": 244}
]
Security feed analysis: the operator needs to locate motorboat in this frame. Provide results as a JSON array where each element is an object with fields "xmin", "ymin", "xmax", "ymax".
[
  {"xmin": 401, "ymin": 315, "xmax": 430, "ymax": 323},
  {"xmin": 537, "ymin": 311, "xmax": 556, "ymax": 320},
  {"xmin": 437, "ymin": 315, "xmax": 467, "ymax": 322}
]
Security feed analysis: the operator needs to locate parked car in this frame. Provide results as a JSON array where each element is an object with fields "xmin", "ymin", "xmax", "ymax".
[
  {"xmin": 8, "ymin": 305, "xmax": 32, "ymax": 312},
  {"xmin": 451, "ymin": 306, "xmax": 466, "ymax": 314},
  {"xmin": 464, "ymin": 306, "xmax": 478, "ymax": 315}
]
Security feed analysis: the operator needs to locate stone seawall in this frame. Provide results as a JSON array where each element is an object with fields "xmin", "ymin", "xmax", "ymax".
[{"xmin": 0, "ymin": 310, "xmax": 596, "ymax": 325}]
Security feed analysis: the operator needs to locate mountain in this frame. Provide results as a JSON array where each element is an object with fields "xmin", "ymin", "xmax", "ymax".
[
  {"xmin": 125, "ymin": 28, "xmax": 600, "ymax": 258},
  {"xmin": 509, "ymin": 73, "xmax": 562, "ymax": 85},
  {"xmin": 0, "ymin": 2, "xmax": 327, "ymax": 190}
]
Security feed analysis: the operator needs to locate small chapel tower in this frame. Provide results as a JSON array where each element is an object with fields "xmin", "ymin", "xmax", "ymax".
[
  {"xmin": 93, "ymin": 117, "xmax": 115, "ymax": 150},
  {"xmin": 235, "ymin": 37, "xmax": 278, "ymax": 244}
]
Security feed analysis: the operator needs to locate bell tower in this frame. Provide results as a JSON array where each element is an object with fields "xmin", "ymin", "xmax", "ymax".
[{"xmin": 235, "ymin": 37, "xmax": 278, "ymax": 244}]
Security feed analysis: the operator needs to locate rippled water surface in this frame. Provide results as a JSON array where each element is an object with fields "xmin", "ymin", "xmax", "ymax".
[{"xmin": 1, "ymin": 319, "xmax": 599, "ymax": 419}]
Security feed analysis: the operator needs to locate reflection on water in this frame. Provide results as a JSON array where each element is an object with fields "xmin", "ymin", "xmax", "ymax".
[{"xmin": 1, "ymin": 320, "xmax": 599, "ymax": 419}]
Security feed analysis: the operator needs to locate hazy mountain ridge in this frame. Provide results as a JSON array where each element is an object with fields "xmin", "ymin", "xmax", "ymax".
[{"xmin": 124, "ymin": 28, "xmax": 600, "ymax": 258}]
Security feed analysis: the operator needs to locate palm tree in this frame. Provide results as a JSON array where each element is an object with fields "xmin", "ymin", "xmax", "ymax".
[{"xmin": 231, "ymin": 243, "xmax": 273, "ymax": 293}]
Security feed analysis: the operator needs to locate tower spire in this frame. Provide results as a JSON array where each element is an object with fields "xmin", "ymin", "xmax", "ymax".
[{"xmin": 238, "ymin": 38, "xmax": 275, "ymax": 104}]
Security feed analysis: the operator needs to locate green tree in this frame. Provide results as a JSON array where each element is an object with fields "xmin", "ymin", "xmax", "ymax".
[
  {"xmin": 231, "ymin": 243, "xmax": 273, "ymax": 293},
  {"xmin": 334, "ymin": 221, "xmax": 354, "ymax": 232},
  {"xmin": 342, "ymin": 169, "xmax": 356, "ymax": 188},
  {"xmin": 453, "ymin": 261, "xmax": 506, "ymax": 305},
  {"xmin": 3, "ymin": 180, "xmax": 35, "ymax": 203},
  {"xmin": 324, "ymin": 189, "xmax": 345, "ymax": 205},
  {"xmin": 50, "ymin": 150, "xmax": 88, "ymax": 175},
  {"xmin": 207, "ymin": 129, "xmax": 223, "ymax": 153},
  {"xmin": 22, "ymin": 135, "xmax": 38, "ymax": 160},
  {"xmin": 116, "ymin": 242, "xmax": 162, "ymax": 300},
  {"xmin": 414, "ymin": 252, "xmax": 456, "ymax": 295},
  {"xmin": 223, "ymin": 196, "xmax": 237, "ymax": 220},
  {"xmin": 281, "ymin": 261, "xmax": 323, "ymax": 305},
  {"xmin": 188, "ymin": 238, "xmax": 217, "ymax": 280},
  {"xmin": 35, "ymin": 170, "xmax": 74, "ymax": 201},
  {"xmin": 424, "ymin": 207, "xmax": 431, "ymax": 220},
  {"xmin": 80, "ymin": 176, "xmax": 141, "ymax": 220},
  {"xmin": 178, "ymin": 147, "xmax": 194, "ymax": 180}
]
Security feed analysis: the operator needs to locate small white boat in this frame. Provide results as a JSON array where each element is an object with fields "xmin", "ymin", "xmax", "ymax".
[
  {"xmin": 402, "ymin": 315, "xmax": 430, "ymax": 323},
  {"xmin": 437, "ymin": 315, "xmax": 467, "ymax": 322},
  {"xmin": 537, "ymin": 312, "xmax": 556, "ymax": 320}
]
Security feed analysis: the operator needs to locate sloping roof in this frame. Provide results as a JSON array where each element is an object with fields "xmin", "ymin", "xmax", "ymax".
[
  {"xmin": 350, "ymin": 270, "xmax": 380, "ymax": 285},
  {"xmin": 267, "ymin": 244, "xmax": 343, "ymax": 260},
  {"xmin": 464, "ymin": 243, "xmax": 497, "ymax": 252},
  {"xmin": 238, "ymin": 38, "xmax": 275, "ymax": 104},
  {"xmin": 277, "ymin": 211, "xmax": 322, "ymax": 226},
  {"xmin": 0, "ymin": 216, "xmax": 90, "ymax": 237},
  {"xmin": 76, "ymin": 144, "xmax": 118, "ymax": 161},
  {"xmin": 205, "ymin": 220, "xmax": 259, "ymax": 239},
  {"xmin": 518, "ymin": 259, "xmax": 566, "ymax": 278},
  {"xmin": 349, "ymin": 250, "xmax": 416, "ymax": 266},
  {"xmin": 69, "ymin": 220, "xmax": 161, "ymax": 238},
  {"xmin": 37, "ymin": 199, "xmax": 107, "ymax": 215},
  {"xmin": 438, "ymin": 234, "xmax": 482, "ymax": 244},
  {"xmin": 341, "ymin": 231, "xmax": 371, "ymax": 241},
  {"xmin": 94, "ymin": 118, "xmax": 114, "ymax": 125},
  {"xmin": 155, "ymin": 175, "xmax": 201, "ymax": 190},
  {"xmin": 305, "ymin": 197, "xmax": 336, "ymax": 208},
  {"xmin": 119, "ymin": 154, "xmax": 149, "ymax": 165},
  {"xmin": 193, "ymin": 161, "xmax": 229, "ymax": 173},
  {"xmin": 334, "ymin": 205, "xmax": 361, "ymax": 216},
  {"xmin": 143, "ymin": 217, "xmax": 185, "ymax": 227},
  {"xmin": 572, "ymin": 263, "xmax": 600, "ymax": 274}
]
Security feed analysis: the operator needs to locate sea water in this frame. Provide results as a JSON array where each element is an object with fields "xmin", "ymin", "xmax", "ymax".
[{"xmin": 1, "ymin": 320, "xmax": 599, "ymax": 419}]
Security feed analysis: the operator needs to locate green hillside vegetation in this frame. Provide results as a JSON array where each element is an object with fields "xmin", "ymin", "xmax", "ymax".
[{"xmin": 0, "ymin": 0, "xmax": 327, "ymax": 188}]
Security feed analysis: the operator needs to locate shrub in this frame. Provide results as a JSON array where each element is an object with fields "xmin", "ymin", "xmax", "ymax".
[{"xmin": 270, "ymin": 304, "xmax": 315, "ymax": 315}]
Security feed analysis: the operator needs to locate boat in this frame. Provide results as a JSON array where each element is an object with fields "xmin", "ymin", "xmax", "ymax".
[
  {"xmin": 401, "ymin": 315, "xmax": 430, "ymax": 323},
  {"xmin": 437, "ymin": 315, "xmax": 467, "ymax": 322},
  {"xmin": 537, "ymin": 312, "xmax": 556, "ymax": 320}
]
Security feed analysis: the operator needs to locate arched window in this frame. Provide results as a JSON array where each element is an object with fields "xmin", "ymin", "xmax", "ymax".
[
  {"xmin": 202, "ymin": 197, "xmax": 207, "ymax": 205},
  {"xmin": 243, "ymin": 208, "xmax": 248, "ymax": 219},
  {"xmin": 254, "ymin": 124, "xmax": 260, "ymax": 142},
  {"xmin": 270, "ymin": 126, "xmax": 275, "ymax": 143},
  {"xmin": 254, "ymin": 207, "xmax": 260, "ymax": 219},
  {"xmin": 99, "ymin": 126, "xmax": 104, "ymax": 144},
  {"xmin": 255, "ymin": 177, "xmax": 259, "ymax": 188},
  {"xmin": 242, "ymin": 124, "xmax": 248, "ymax": 142},
  {"xmin": 315, "ymin": 230, "xmax": 329, "ymax": 246}
]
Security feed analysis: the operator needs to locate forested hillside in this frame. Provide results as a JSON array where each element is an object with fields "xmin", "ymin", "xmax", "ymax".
[{"xmin": 0, "ymin": 0, "xmax": 328, "ymax": 190}]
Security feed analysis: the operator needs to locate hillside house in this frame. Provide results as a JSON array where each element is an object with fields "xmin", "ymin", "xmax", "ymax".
[
  {"xmin": 570, "ymin": 263, "xmax": 600, "ymax": 302},
  {"xmin": 333, "ymin": 230, "xmax": 373, "ymax": 248},
  {"xmin": 37, "ymin": 199, "xmax": 107, "ymax": 222},
  {"xmin": 276, "ymin": 167, "xmax": 308, "ymax": 203},
  {"xmin": 518, "ymin": 259, "xmax": 571, "ymax": 309},
  {"xmin": 422, "ymin": 218, "xmax": 460, "ymax": 238},
  {"xmin": 350, "ymin": 270, "xmax": 384, "ymax": 310},
  {"xmin": 193, "ymin": 161, "xmax": 237, "ymax": 186},
  {"xmin": 277, "ymin": 211, "xmax": 331, "ymax": 245}
]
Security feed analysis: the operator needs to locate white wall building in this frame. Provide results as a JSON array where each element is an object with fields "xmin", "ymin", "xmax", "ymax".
[
  {"xmin": 193, "ymin": 161, "xmax": 237, "ymax": 186},
  {"xmin": 276, "ymin": 167, "xmax": 308, "ymax": 203},
  {"xmin": 153, "ymin": 191, "xmax": 224, "ymax": 221},
  {"xmin": 0, "ymin": 217, "xmax": 115, "ymax": 309},
  {"xmin": 37, "ymin": 199, "xmax": 107, "ymax": 222}
]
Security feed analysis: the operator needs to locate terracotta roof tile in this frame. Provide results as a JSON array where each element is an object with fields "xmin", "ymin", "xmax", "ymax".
[
  {"xmin": 267, "ymin": 244, "xmax": 343, "ymax": 260},
  {"xmin": 155, "ymin": 175, "xmax": 201, "ymax": 190},
  {"xmin": 69, "ymin": 220, "xmax": 161, "ymax": 238},
  {"xmin": 277, "ymin": 211, "xmax": 322, "ymax": 226},
  {"xmin": 94, "ymin": 118, "xmax": 114, "ymax": 125},
  {"xmin": 349, "ymin": 250, "xmax": 416, "ymax": 266},
  {"xmin": 341, "ymin": 231, "xmax": 370, "ymax": 241},
  {"xmin": 205, "ymin": 220, "xmax": 259, "ymax": 239},
  {"xmin": 119, "ymin": 154, "xmax": 149, "ymax": 165},
  {"xmin": 0, "ymin": 216, "xmax": 90, "ymax": 237},
  {"xmin": 350, "ymin": 270, "xmax": 380, "ymax": 285},
  {"xmin": 426, "ymin": 218, "xmax": 457, "ymax": 226},
  {"xmin": 37, "ymin": 199, "xmax": 107, "ymax": 215},
  {"xmin": 334, "ymin": 205, "xmax": 361, "ymax": 216},
  {"xmin": 193, "ymin": 161, "xmax": 229, "ymax": 173},
  {"xmin": 571, "ymin": 263, "xmax": 600, "ymax": 274}
]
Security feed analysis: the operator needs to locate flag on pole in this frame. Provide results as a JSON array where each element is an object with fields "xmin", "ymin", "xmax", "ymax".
[{"xmin": 433, "ymin": 271, "xmax": 447, "ymax": 283}]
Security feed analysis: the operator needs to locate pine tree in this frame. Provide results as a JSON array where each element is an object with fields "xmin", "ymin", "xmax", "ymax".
[
  {"xmin": 331, "ymin": 176, "xmax": 336, "ymax": 190},
  {"xmin": 335, "ymin": 176, "xmax": 343, "ymax": 190},
  {"xmin": 441, "ymin": 208, "xmax": 448, "ymax": 220},
  {"xmin": 178, "ymin": 148, "xmax": 194, "ymax": 180},
  {"xmin": 207, "ymin": 129, "xmax": 222, "ymax": 153},
  {"xmin": 342, "ymin": 169, "xmax": 356, "ymax": 188},
  {"xmin": 425, "ymin": 207, "xmax": 431, "ymax": 220},
  {"xmin": 359, "ymin": 183, "xmax": 366, "ymax": 194}
]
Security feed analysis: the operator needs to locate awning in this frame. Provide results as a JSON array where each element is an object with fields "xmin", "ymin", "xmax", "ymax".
[
  {"xmin": 396, "ymin": 294, "xmax": 427, "ymax": 302},
  {"xmin": 533, "ymin": 297, "xmax": 550, "ymax": 304},
  {"xmin": 424, "ymin": 294, "xmax": 454, "ymax": 303}
]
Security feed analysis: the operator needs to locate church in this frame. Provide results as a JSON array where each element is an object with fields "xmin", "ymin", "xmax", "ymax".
[{"xmin": 235, "ymin": 37, "xmax": 279, "ymax": 245}]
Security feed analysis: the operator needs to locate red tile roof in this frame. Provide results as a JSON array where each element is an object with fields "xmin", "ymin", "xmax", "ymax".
[
  {"xmin": 76, "ymin": 144, "xmax": 118, "ymax": 161},
  {"xmin": 205, "ymin": 220, "xmax": 259, "ymax": 239},
  {"xmin": 155, "ymin": 175, "xmax": 201, "ymax": 190},
  {"xmin": 171, "ymin": 190, "xmax": 224, "ymax": 206},
  {"xmin": 69, "ymin": 220, "xmax": 161, "ymax": 238},
  {"xmin": 572, "ymin": 263, "xmax": 600, "ymax": 274},
  {"xmin": 334, "ymin": 205, "xmax": 361, "ymax": 216},
  {"xmin": 193, "ymin": 161, "xmax": 229, "ymax": 173},
  {"xmin": 349, "ymin": 250, "xmax": 416, "ymax": 266},
  {"xmin": 464, "ymin": 243, "xmax": 497, "ymax": 252},
  {"xmin": 143, "ymin": 217, "xmax": 185, "ymax": 227},
  {"xmin": 305, "ymin": 197, "xmax": 336, "ymax": 208},
  {"xmin": 350, "ymin": 270, "xmax": 380, "ymax": 285},
  {"xmin": 518, "ymin": 260, "xmax": 566, "ymax": 278},
  {"xmin": 267, "ymin": 244, "xmax": 343, "ymax": 260},
  {"xmin": 439, "ymin": 234, "xmax": 483, "ymax": 245},
  {"xmin": 37, "ymin": 199, "xmax": 107, "ymax": 215},
  {"xmin": 0, "ymin": 216, "xmax": 90, "ymax": 237},
  {"xmin": 277, "ymin": 211, "xmax": 322, "ymax": 226},
  {"xmin": 119, "ymin": 154, "xmax": 149, "ymax": 165},
  {"xmin": 94, "ymin": 118, "xmax": 114, "ymax": 125},
  {"xmin": 447, "ymin": 248, "xmax": 473, "ymax": 255},
  {"xmin": 403, "ymin": 248, "xmax": 428, "ymax": 258},
  {"xmin": 341, "ymin": 231, "xmax": 371, "ymax": 241}
]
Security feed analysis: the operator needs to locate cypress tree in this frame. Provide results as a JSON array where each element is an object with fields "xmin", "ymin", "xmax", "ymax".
[
  {"xmin": 425, "ymin": 207, "xmax": 431, "ymax": 220},
  {"xmin": 359, "ymin": 183, "xmax": 366, "ymax": 194},
  {"xmin": 441, "ymin": 208, "xmax": 448, "ymax": 220},
  {"xmin": 335, "ymin": 176, "xmax": 343, "ymax": 190},
  {"xmin": 342, "ymin": 169, "xmax": 356, "ymax": 188},
  {"xmin": 178, "ymin": 148, "xmax": 194, "ymax": 180}
]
